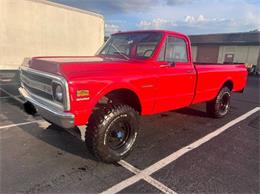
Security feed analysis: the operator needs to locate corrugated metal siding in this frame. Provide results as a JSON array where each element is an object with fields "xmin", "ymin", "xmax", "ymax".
[{"xmin": 189, "ymin": 32, "xmax": 260, "ymax": 46}]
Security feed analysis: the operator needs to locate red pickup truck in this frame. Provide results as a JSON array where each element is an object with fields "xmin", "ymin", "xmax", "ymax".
[{"xmin": 19, "ymin": 30, "xmax": 247, "ymax": 162}]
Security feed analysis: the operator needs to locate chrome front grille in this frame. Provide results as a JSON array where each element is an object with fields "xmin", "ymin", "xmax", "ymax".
[
  {"xmin": 19, "ymin": 67, "xmax": 70, "ymax": 111},
  {"xmin": 20, "ymin": 69, "xmax": 53, "ymax": 101}
]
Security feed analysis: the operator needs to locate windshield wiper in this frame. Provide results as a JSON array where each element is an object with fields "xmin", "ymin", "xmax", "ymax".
[{"xmin": 111, "ymin": 43, "xmax": 129, "ymax": 60}]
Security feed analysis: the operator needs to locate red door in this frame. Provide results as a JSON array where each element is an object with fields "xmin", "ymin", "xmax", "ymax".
[{"xmin": 154, "ymin": 36, "xmax": 196, "ymax": 113}]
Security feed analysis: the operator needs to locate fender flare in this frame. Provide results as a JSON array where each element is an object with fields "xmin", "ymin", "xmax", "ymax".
[
  {"xmin": 220, "ymin": 77, "xmax": 234, "ymax": 91},
  {"xmin": 84, "ymin": 83, "xmax": 143, "ymax": 124}
]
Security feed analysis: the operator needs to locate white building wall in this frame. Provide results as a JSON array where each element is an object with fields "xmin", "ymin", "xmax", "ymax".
[
  {"xmin": 247, "ymin": 46, "xmax": 260, "ymax": 65},
  {"xmin": 0, "ymin": 0, "xmax": 104, "ymax": 70},
  {"xmin": 218, "ymin": 45, "xmax": 260, "ymax": 65},
  {"xmin": 191, "ymin": 46, "xmax": 198, "ymax": 62}
]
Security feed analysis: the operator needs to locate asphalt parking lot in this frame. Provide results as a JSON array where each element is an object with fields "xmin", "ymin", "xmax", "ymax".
[{"xmin": 0, "ymin": 76, "xmax": 259, "ymax": 193}]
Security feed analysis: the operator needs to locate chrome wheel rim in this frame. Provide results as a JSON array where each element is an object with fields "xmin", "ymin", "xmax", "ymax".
[{"xmin": 219, "ymin": 92, "xmax": 230, "ymax": 114}]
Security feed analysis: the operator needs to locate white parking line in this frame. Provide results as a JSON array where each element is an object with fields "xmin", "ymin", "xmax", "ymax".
[
  {"xmin": 102, "ymin": 107, "xmax": 260, "ymax": 194},
  {"xmin": 143, "ymin": 176, "xmax": 176, "ymax": 194},
  {"xmin": 118, "ymin": 160, "xmax": 176, "ymax": 194},
  {"xmin": 0, "ymin": 88, "xmax": 24, "ymax": 104},
  {"xmin": 0, "ymin": 120, "xmax": 46, "ymax": 130}
]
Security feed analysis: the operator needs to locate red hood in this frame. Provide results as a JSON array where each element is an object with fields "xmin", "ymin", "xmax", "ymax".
[{"xmin": 28, "ymin": 56, "xmax": 145, "ymax": 79}]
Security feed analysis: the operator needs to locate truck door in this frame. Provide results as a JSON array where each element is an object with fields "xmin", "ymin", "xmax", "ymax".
[{"xmin": 154, "ymin": 35, "xmax": 196, "ymax": 113}]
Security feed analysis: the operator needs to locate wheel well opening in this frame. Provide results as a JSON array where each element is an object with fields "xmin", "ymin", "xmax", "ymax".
[
  {"xmin": 223, "ymin": 80, "xmax": 233, "ymax": 91},
  {"xmin": 98, "ymin": 89, "xmax": 142, "ymax": 113}
]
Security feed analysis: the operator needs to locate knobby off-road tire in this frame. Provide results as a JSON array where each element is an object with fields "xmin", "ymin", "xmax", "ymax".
[
  {"xmin": 86, "ymin": 104, "xmax": 140, "ymax": 163},
  {"xmin": 206, "ymin": 86, "xmax": 231, "ymax": 118}
]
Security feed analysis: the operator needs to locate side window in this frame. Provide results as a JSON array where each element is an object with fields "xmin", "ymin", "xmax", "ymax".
[{"xmin": 158, "ymin": 36, "xmax": 188, "ymax": 62}]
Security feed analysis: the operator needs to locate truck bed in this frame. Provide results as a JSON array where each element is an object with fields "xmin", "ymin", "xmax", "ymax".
[{"xmin": 192, "ymin": 62, "xmax": 247, "ymax": 104}]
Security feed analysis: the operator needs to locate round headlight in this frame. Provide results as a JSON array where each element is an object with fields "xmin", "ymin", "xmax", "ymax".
[{"xmin": 54, "ymin": 84, "xmax": 63, "ymax": 102}]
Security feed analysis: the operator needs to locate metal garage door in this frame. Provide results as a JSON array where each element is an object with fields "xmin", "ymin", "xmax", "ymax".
[{"xmin": 197, "ymin": 46, "xmax": 219, "ymax": 63}]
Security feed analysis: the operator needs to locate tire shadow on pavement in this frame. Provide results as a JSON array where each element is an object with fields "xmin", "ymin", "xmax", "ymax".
[
  {"xmin": 15, "ymin": 121, "xmax": 97, "ymax": 161},
  {"xmin": 174, "ymin": 106, "xmax": 211, "ymax": 118}
]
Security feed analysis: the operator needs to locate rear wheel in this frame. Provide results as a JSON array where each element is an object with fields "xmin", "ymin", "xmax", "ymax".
[
  {"xmin": 206, "ymin": 87, "xmax": 231, "ymax": 118},
  {"xmin": 86, "ymin": 104, "xmax": 139, "ymax": 163}
]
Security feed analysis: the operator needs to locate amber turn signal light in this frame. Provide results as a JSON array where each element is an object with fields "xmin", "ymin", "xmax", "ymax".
[{"xmin": 76, "ymin": 90, "xmax": 89, "ymax": 97}]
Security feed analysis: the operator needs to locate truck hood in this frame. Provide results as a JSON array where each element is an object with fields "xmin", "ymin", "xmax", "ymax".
[{"xmin": 28, "ymin": 56, "xmax": 144, "ymax": 79}]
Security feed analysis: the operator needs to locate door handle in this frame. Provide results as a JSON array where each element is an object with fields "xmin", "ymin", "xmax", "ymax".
[
  {"xmin": 160, "ymin": 61, "xmax": 175, "ymax": 68},
  {"xmin": 160, "ymin": 64, "xmax": 171, "ymax": 68}
]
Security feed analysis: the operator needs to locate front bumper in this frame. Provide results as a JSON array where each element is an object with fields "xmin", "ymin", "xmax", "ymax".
[{"xmin": 19, "ymin": 87, "xmax": 75, "ymax": 129}]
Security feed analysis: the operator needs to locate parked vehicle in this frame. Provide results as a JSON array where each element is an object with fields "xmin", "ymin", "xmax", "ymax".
[
  {"xmin": 19, "ymin": 30, "xmax": 248, "ymax": 163},
  {"xmin": 246, "ymin": 64, "xmax": 259, "ymax": 76}
]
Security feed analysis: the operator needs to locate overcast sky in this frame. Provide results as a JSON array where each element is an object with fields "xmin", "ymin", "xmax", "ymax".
[{"xmin": 52, "ymin": 0, "xmax": 260, "ymax": 35}]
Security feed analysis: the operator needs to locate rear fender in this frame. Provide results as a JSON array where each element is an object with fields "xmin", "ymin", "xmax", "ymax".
[
  {"xmin": 220, "ymin": 77, "xmax": 233, "ymax": 91},
  {"xmin": 209, "ymin": 77, "xmax": 233, "ymax": 101}
]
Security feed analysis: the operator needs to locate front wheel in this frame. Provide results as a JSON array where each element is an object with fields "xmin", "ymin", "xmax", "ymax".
[
  {"xmin": 86, "ymin": 104, "xmax": 139, "ymax": 163},
  {"xmin": 206, "ymin": 87, "xmax": 231, "ymax": 118}
]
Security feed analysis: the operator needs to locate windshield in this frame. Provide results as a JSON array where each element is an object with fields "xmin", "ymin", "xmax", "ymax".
[{"xmin": 98, "ymin": 32, "xmax": 162, "ymax": 59}]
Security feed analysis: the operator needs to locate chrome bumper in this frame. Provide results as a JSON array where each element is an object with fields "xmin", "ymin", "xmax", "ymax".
[{"xmin": 19, "ymin": 87, "xmax": 75, "ymax": 129}]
